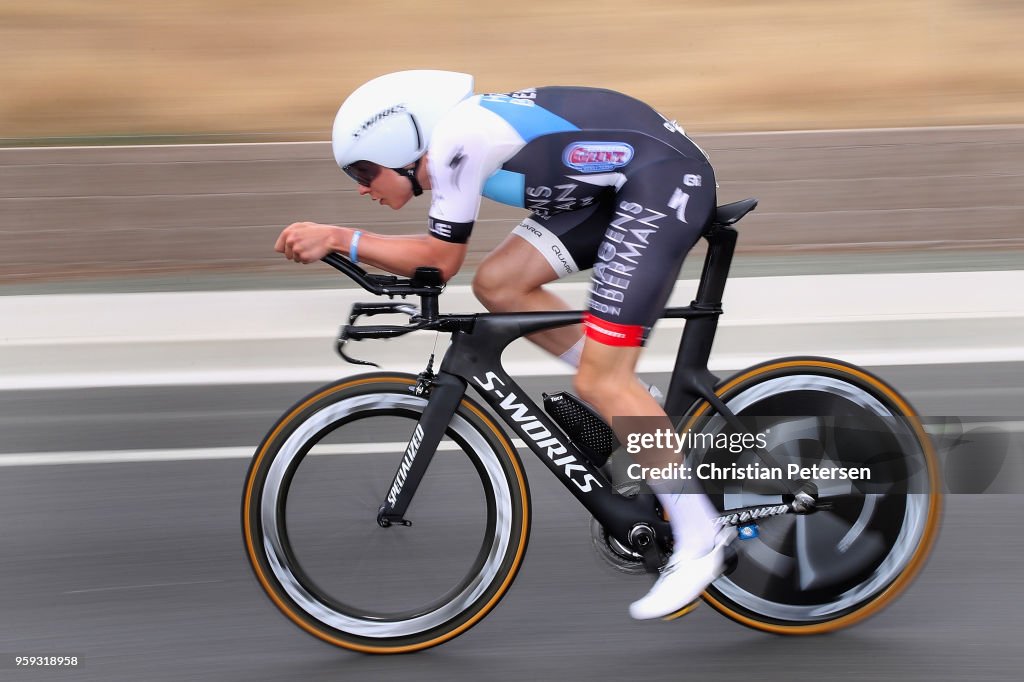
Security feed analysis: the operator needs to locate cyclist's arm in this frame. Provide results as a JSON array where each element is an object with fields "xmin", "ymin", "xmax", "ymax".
[
  {"xmin": 276, "ymin": 222, "xmax": 467, "ymax": 281},
  {"xmin": 276, "ymin": 102, "xmax": 504, "ymax": 280}
]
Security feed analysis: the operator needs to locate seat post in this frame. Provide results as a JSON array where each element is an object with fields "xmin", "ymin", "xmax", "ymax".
[
  {"xmin": 693, "ymin": 225, "xmax": 738, "ymax": 308},
  {"xmin": 664, "ymin": 199, "xmax": 754, "ymax": 413},
  {"xmin": 663, "ymin": 225, "xmax": 738, "ymax": 414}
]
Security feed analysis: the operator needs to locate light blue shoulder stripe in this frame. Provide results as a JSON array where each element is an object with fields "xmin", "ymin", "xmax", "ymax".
[
  {"xmin": 482, "ymin": 169, "xmax": 525, "ymax": 207},
  {"xmin": 478, "ymin": 94, "xmax": 579, "ymax": 142}
]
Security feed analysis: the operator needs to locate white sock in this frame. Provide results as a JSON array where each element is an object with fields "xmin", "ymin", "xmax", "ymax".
[
  {"xmin": 651, "ymin": 481, "xmax": 719, "ymax": 560},
  {"xmin": 558, "ymin": 337, "xmax": 586, "ymax": 368}
]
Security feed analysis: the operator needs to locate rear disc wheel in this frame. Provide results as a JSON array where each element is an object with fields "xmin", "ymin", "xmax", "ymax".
[{"xmin": 682, "ymin": 359, "xmax": 941, "ymax": 633}]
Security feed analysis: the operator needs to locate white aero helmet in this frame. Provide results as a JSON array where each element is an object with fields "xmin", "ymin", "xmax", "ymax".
[{"xmin": 332, "ymin": 70, "xmax": 474, "ymax": 173}]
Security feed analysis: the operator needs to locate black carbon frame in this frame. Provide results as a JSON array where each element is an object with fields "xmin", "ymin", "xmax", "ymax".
[{"xmin": 375, "ymin": 224, "xmax": 768, "ymax": 547}]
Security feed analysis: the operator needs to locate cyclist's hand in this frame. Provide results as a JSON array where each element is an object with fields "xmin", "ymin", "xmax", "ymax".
[{"xmin": 275, "ymin": 222, "xmax": 346, "ymax": 264}]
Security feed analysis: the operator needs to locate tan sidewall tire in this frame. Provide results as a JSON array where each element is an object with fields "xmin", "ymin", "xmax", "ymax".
[
  {"xmin": 685, "ymin": 359, "xmax": 942, "ymax": 635},
  {"xmin": 241, "ymin": 373, "xmax": 531, "ymax": 653}
]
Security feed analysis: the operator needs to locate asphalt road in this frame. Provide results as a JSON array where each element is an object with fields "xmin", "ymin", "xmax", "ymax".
[{"xmin": 1, "ymin": 364, "xmax": 1022, "ymax": 681}]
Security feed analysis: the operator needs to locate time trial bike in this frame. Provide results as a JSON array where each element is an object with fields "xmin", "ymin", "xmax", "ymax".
[{"xmin": 242, "ymin": 198, "xmax": 941, "ymax": 653}]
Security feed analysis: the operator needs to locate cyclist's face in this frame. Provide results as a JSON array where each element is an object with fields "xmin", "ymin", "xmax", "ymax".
[{"xmin": 355, "ymin": 165, "xmax": 414, "ymax": 210}]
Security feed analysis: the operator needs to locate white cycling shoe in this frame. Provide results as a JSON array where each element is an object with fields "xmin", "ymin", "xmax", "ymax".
[{"xmin": 629, "ymin": 544, "xmax": 725, "ymax": 620}]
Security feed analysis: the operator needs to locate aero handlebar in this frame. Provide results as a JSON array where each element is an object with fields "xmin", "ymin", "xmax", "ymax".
[{"xmin": 320, "ymin": 253, "xmax": 445, "ymax": 298}]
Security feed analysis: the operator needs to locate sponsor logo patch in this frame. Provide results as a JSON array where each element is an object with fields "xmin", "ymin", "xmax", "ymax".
[{"xmin": 562, "ymin": 142, "xmax": 634, "ymax": 173}]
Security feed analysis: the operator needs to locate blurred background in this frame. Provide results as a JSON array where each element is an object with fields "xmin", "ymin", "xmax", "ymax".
[
  {"xmin": 0, "ymin": 0, "xmax": 1022, "ymax": 287},
  {"xmin": 2, "ymin": 0, "xmax": 1023, "ymax": 139},
  {"xmin": 1, "ymin": 2, "xmax": 1023, "ymax": 681}
]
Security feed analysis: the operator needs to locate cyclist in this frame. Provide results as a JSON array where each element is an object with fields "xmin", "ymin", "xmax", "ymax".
[{"xmin": 275, "ymin": 70, "xmax": 726, "ymax": 620}]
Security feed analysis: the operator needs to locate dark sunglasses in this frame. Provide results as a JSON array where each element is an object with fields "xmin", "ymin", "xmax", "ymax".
[{"xmin": 342, "ymin": 160, "xmax": 383, "ymax": 187}]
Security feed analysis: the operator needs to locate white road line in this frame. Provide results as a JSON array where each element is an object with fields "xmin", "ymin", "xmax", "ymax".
[
  {"xmin": 16, "ymin": 124, "xmax": 1022, "ymax": 151},
  {"xmin": 3, "ymin": 271, "xmax": 1022, "ymax": 390},
  {"xmin": 4, "ymin": 347, "xmax": 1024, "ymax": 391},
  {"xmin": 0, "ymin": 439, "xmax": 532, "ymax": 467},
  {"xmin": 2, "ymin": 424, "xmax": 1022, "ymax": 468},
  {"xmin": 64, "ymin": 579, "xmax": 225, "ymax": 595}
]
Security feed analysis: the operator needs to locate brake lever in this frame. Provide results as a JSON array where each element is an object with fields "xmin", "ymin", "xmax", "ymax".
[
  {"xmin": 338, "ymin": 341, "xmax": 380, "ymax": 367},
  {"xmin": 337, "ymin": 316, "xmax": 431, "ymax": 367},
  {"xmin": 336, "ymin": 327, "xmax": 380, "ymax": 368}
]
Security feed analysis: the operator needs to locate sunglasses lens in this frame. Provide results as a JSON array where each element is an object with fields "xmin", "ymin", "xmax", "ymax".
[{"xmin": 343, "ymin": 161, "xmax": 380, "ymax": 187}]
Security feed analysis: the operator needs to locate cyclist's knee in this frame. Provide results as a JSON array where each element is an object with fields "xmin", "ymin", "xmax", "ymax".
[
  {"xmin": 472, "ymin": 266, "xmax": 511, "ymax": 311},
  {"xmin": 473, "ymin": 263, "xmax": 533, "ymax": 312}
]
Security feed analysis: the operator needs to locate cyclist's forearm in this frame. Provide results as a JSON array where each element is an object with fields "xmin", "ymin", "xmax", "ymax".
[{"xmin": 336, "ymin": 230, "xmax": 465, "ymax": 281}]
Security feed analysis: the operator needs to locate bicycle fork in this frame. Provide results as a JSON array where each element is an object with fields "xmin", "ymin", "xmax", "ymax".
[{"xmin": 376, "ymin": 372, "xmax": 467, "ymax": 527}]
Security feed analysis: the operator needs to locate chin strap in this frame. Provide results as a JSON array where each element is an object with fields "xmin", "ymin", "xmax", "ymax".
[{"xmin": 394, "ymin": 158, "xmax": 424, "ymax": 197}]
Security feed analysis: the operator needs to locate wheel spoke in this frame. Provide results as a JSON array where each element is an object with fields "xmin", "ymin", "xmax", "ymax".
[
  {"xmin": 729, "ymin": 514, "xmax": 797, "ymax": 596},
  {"xmin": 697, "ymin": 367, "xmax": 938, "ymax": 628},
  {"xmin": 794, "ymin": 511, "xmax": 886, "ymax": 591}
]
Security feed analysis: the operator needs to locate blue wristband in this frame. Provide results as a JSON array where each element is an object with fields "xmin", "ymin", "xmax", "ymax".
[{"xmin": 349, "ymin": 230, "xmax": 362, "ymax": 263}]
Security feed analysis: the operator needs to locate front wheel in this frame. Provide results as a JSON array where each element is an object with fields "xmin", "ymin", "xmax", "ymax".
[
  {"xmin": 242, "ymin": 373, "xmax": 531, "ymax": 653},
  {"xmin": 682, "ymin": 358, "xmax": 942, "ymax": 634}
]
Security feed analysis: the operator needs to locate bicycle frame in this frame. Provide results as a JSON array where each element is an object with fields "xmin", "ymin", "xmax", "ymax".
[
  {"xmin": 367, "ymin": 218, "xmax": 805, "ymax": 552},
  {"xmin": 245, "ymin": 194, "xmax": 941, "ymax": 648}
]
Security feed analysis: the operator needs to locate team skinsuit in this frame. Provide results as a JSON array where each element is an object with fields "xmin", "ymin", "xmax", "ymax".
[
  {"xmin": 328, "ymin": 74, "xmax": 728, "ymax": 620},
  {"xmin": 424, "ymin": 86, "xmax": 717, "ymax": 346}
]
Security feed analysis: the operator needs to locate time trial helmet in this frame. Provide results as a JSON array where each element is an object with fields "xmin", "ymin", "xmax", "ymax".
[{"xmin": 331, "ymin": 70, "xmax": 474, "ymax": 177}]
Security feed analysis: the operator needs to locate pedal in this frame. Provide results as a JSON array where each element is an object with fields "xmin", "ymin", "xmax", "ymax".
[{"xmin": 543, "ymin": 391, "xmax": 618, "ymax": 468}]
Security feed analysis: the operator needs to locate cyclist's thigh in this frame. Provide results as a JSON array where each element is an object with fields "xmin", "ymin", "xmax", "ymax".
[
  {"xmin": 508, "ymin": 201, "xmax": 614, "ymax": 280},
  {"xmin": 585, "ymin": 157, "xmax": 716, "ymax": 346},
  {"xmin": 477, "ymin": 230, "xmax": 567, "ymax": 292}
]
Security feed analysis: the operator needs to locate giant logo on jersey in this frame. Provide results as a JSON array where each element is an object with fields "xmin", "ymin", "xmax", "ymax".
[{"xmin": 562, "ymin": 142, "xmax": 634, "ymax": 173}]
